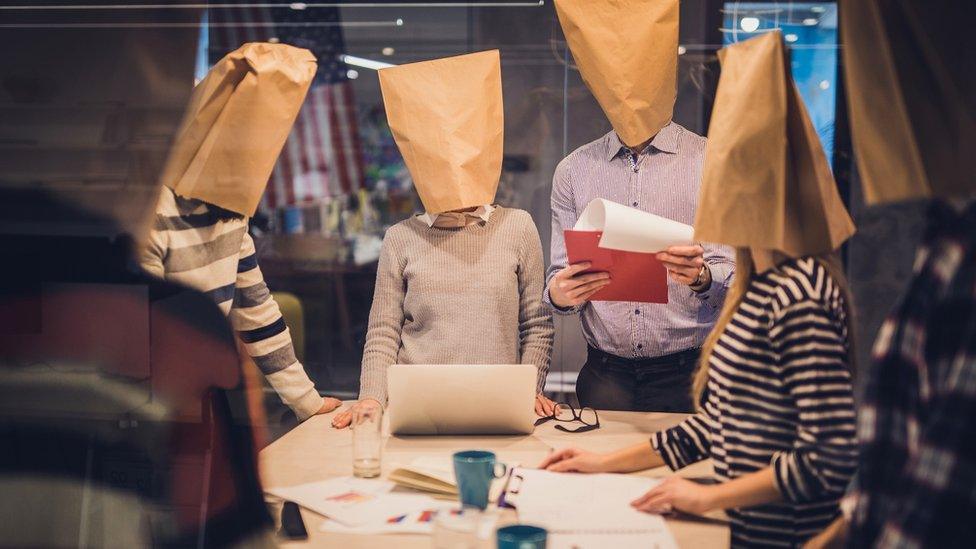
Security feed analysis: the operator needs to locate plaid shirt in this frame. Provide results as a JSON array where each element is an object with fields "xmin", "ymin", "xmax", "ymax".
[{"xmin": 850, "ymin": 199, "xmax": 976, "ymax": 548}]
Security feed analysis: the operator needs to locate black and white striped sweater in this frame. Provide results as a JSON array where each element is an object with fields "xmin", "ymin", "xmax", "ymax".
[{"xmin": 653, "ymin": 257, "xmax": 858, "ymax": 548}]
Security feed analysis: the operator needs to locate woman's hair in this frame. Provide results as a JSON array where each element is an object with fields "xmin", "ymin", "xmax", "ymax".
[{"xmin": 691, "ymin": 248, "xmax": 857, "ymax": 407}]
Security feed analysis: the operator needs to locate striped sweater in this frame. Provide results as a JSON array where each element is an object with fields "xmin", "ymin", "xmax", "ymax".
[
  {"xmin": 652, "ymin": 257, "xmax": 857, "ymax": 548},
  {"xmin": 141, "ymin": 188, "xmax": 324, "ymax": 420}
]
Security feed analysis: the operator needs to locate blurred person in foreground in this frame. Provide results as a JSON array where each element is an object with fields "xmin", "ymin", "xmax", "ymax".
[
  {"xmin": 332, "ymin": 51, "xmax": 555, "ymax": 428},
  {"xmin": 141, "ymin": 43, "xmax": 341, "ymax": 422},
  {"xmin": 0, "ymin": 20, "xmax": 275, "ymax": 547},
  {"xmin": 541, "ymin": 32, "xmax": 859, "ymax": 548},
  {"xmin": 805, "ymin": 3, "xmax": 976, "ymax": 548}
]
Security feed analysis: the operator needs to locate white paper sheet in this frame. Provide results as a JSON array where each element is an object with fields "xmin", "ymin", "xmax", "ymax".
[
  {"xmin": 549, "ymin": 533, "xmax": 675, "ymax": 549},
  {"xmin": 510, "ymin": 468, "xmax": 677, "ymax": 549},
  {"xmin": 266, "ymin": 476, "xmax": 438, "ymax": 527},
  {"xmin": 319, "ymin": 505, "xmax": 500, "ymax": 538},
  {"xmin": 575, "ymin": 198, "xmax": 694, "ymax": 253}
]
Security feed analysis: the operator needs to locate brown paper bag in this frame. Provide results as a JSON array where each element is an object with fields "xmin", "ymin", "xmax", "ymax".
[
  {"xmin": 841, "ymin": 1, "xmax": 975, "ymax": 204},
  {"xmin": 555, "ymin": 0, "xmax": 678, "ymax": 147},
  {"xmin": 695, "ymin": 31, "xmax": 854, "ymax": 260},
  {"xmin": 160, "ymin": 43, "xmax": 316, "ymax": 216},
  {"xmin": 378, "ymin": 50, "xmax": 503, "ymax": 214}
]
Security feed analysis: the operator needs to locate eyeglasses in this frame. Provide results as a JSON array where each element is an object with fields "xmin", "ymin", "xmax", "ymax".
[{"xmin": 534, "ymin": 403, "xmax": 600, "ymax": 433}]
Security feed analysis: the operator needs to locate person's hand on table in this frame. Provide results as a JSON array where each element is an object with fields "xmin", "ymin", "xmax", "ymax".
[
  {"xmin": 538, "ymin": 447, "xmax": 609, "ymax": 473},
  {"xmin": 549, "ymin": 262, "xmax": 611, "ymax": 309},
  {"xmin": 331, "ymin": 398, "xmax": 382, "ymax": 429},
  {"xmin": 534, "ymin": 394, "xmax": 558, "ymax": 417},
  {"xmin": 314, "ymin": 397, "xmax": 343, "ymax": 416},
  {"xmin": 656, "ymin": 245, "xmax": 709, "ymax": 288},
  {"xmin": 630, "ymin": 476, "xmax": 716, "ymax": 515}
]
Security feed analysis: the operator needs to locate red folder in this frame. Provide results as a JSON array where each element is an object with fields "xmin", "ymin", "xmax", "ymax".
[{"xmin": 564, "ymin": 230, "xmax": 669, "ymax": 303}]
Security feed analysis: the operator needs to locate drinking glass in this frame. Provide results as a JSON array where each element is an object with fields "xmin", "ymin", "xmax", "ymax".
[{"xmin": 351, "ymin": 404, "xmax": 382, "ymax": 478}]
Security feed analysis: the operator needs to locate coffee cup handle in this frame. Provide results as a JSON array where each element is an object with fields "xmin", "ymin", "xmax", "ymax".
[{"xmin": 493, "ymin": 463, "xmax": 507, "ymax": 479}]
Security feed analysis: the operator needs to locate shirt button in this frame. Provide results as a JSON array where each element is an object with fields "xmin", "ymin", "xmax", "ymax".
[
  {"xmin": 637, "ymin": 344, "xmax": 643, "ymax": 350},
  {"xmin": 632, "ymin": 202, "xmax": 638, "ymax": 207},
  {"xmin": 634, "ymin": 309, "xmax": 641, "ymax": 315}
]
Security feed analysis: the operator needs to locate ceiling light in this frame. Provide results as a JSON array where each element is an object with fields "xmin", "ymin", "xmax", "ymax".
[
  {"xmin": 784, "ymin": 33, "xmax": 798, "ymax": 43},
  {"xmin": 739, "ymin": 17, "xmax": 760, "ymax": 33},
  {"xmin": 677, "ymin": 45, "xmax": 687, "ymax": 55},
  {"xmin": 290, "ymin": 2, "xmax": 307, "ymax": 9},
  {"xmin": 346, "ymin": 69, "xmax": 359, "ymax": 79},
  {"xmin": 803, "ymin": 18, "xmax": 818, "ymax": 26},
  {"xmin": 819, "ymin": 80, "xmax": 830, "ymax": 90},
  {"xmin": 340, "ymin": 54, "xmax": 396, "ymax": 71},
  {"xmin": 382, "ymin": 46, "xmax": 395, "ymax": 56}
]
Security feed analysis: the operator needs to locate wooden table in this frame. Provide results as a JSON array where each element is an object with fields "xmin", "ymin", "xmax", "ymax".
[{"xmin": 259, "ymin": 405, "xmax": 729, "ymax": 548}]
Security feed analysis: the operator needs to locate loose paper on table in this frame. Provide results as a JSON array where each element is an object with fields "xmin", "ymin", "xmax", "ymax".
[
  {"xmin": 508, "ymin": 468, "xmax": 678, "ymax": 549},
  {"xmin": 266, "ymin": 476, "xmax": 438, "ymax": 527},
  {"xmin": 565, "ymin": 199, "xmax": 694, "ymax": 303}
]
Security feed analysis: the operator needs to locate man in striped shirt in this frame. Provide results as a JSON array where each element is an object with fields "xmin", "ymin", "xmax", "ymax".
[
  {"xmin": 549, "ymin": 0, "xmax": 734, "ymax": 412},
  {"xmin": 142, "ymin": 188, "xmax": 340, "ymax": 421}
]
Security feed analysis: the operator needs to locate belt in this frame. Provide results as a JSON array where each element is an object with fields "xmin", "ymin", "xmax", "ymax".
[{"xmin": 586, "ymin": 345, "xmax": 701, "ymax": 367}]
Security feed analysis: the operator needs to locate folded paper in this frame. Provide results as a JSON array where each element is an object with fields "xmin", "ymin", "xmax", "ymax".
[
  {"xmin": 378, "ymin": 50, "xmax": 503, "ymax": 214},
  {"xmin": 841, "ymin": 1, "xmax": 975, "ymax": 204},
  {"xmin": 695, "ymin": 31, "xmax": 854, "ymax": 260},
  {"xmin": 555, "ymin": 0, "xmax": 678, "ymax": 147},
  {"xmin": 566, "ymin": 199, "xmax": 691, "ymax": 303},
  {"xmin": 576, "ymin": 198, "xmax": 693, "ymax": 253},
  {"xmin": 160, "ymin": 42, "xmax": 316, "ymax": 216}
]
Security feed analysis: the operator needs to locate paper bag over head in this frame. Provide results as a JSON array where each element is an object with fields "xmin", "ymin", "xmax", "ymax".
[
  {"xmin": 841, "ymin": 1, "xmax": 975, "ymax": 205},
  {"xmin": 555, "ymin": 0, "xmax": 678, "ymax": 148},
  {"xmin": 694, "ymin": 31, "xmax": 854, "ymax": 264},
  {"xmin": 160, "ymin": 42, "xmax": 316, "ymax": 217},
  {"xmin": 576, "ymin": 199, "xmax": 693, "ymax": 253},
  {"xmin": 378, "ymin": 50, "xmax": 503, "ymax": 215}
]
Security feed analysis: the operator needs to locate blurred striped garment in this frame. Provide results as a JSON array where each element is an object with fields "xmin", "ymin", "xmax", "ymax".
[{"xmin": 141, "ymin": 188, "xmax": 324, "ymax": 420}]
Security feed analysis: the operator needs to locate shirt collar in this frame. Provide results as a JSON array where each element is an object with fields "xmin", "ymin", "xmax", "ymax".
[
  {"xmin": 604, "ymin": 122, "xmax": 680, "ymax": 161},
  {"xmin": 418, "ymin": 204, "xmax": 495, "ymax": 228}
]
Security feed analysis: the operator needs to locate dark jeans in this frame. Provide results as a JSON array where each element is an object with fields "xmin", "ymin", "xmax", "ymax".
[{"xmin": 576, "ymin": 346, "xmax": 701, "ymax": 413}]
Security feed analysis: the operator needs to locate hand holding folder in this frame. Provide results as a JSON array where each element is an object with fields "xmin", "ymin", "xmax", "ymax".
[{"xmin": 565, "ymin": 199, "xmax": 694, "ymax": 304}]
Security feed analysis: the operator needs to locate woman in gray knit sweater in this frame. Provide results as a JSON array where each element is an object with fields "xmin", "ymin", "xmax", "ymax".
[
  {"xmin": 332, "ymin": 50, "xmax": 556, "ymax": 429},
  {"xmin": 332, "ymin": 204, "xmax": 556, "ymax": 428}
]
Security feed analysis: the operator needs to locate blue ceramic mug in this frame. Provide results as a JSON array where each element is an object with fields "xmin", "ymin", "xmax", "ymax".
[
  {"xmin": 496, "ymin": 525, "xmax": 547, "ymax": 549},
  {"xmin": 453, "ymin": 450, "xmax": 507, "ymax": 510}
]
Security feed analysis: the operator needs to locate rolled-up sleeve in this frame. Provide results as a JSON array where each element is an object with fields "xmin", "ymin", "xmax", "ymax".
[
  {"xmin": 691, "ymin": 242, "xmax": 735, "ymax": 311},
  {"xmin": 769, "ymin": 299, "xmax": 858, "ymax": 503}
]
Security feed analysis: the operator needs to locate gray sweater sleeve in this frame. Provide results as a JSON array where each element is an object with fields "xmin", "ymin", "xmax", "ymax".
[
  {"xmin": 358, "ymin": 229, "xmax": 406, "ymax": 405},
  {"xmin": 516, "ymin": 213, "xmax": 555, "ymax": 393}
]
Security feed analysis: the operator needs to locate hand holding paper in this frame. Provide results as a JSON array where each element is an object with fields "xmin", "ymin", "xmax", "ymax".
[{"xmin": 563, "ymin": 199, "xmax": 695, "ymax": 304}]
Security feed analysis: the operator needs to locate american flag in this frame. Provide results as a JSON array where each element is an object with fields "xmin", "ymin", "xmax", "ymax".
[{"xmin": 208, "ymin": 4, "xmax": 365, "ymax": 211}]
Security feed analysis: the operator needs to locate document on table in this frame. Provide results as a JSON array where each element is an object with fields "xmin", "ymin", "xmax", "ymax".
[
  {"xmin": 266, "ymin": 476, "xmax": 439, "ymax": 527},
  {"xmin": 564, "ymin": 198, "xmax": 695, "ymax": 303},
  {"xmin": 320, "ymin": 506, "xmax": 500, "ymax": 537},
  {"xmin": 509, "ymin": 468, "xmax": 678, "ymax": 549}
]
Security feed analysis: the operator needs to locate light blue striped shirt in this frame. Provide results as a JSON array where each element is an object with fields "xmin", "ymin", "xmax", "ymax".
[{"xmin": 545, "ymin": 122, "xmax": 735, "ymax": 359}]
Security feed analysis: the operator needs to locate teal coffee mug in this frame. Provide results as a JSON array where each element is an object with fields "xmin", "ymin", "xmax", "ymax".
[
  {"xmin": 453, "ymin": 450, "xmax": 507, "ymax": 510},
  {"xmin": 496, "ymin": 525, "xmax": 547, "ymax": 549}
]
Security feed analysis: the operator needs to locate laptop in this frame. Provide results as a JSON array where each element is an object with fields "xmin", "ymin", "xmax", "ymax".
[{"xmin": 387, "ymin": 364, "xmax": 537, "ymax": 435}]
